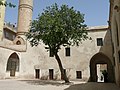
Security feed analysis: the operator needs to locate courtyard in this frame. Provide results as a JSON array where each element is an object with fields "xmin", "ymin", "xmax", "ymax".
[{"xmin": 0, "ymin": 79, "xmax": 119, "ymax": 90}]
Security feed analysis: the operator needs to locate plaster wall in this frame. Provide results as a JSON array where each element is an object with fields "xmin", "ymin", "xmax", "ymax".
[{"xmin": 0, "ymin": 26, "xmax": 112, "ymax": 81}]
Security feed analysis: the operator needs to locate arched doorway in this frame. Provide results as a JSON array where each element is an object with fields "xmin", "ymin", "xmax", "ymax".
[
  {"xmin": 90, "ymin": 53, "xmax": 114, "ymax": 82},
  {"xmin": 6, "ymin": 53, "xmax": 19, "ymax": 77}
]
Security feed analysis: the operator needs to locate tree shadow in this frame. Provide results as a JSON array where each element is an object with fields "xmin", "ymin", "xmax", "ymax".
[
  {"xmin": 19, "ymin": 80, "xmax": 66, "ymax": 86},
  {"xmin": 64, "ymin": 82, "xmax": 120, "ymax": 90}
]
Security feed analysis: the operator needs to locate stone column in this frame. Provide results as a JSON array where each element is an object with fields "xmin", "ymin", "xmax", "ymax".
[
  {"xmin": 0, "ymin": 0, "xmax": 6, "ymax": 41},
  {"xmin": 17, "ymin": 0, "xmax": 33, "ymax": 35}
]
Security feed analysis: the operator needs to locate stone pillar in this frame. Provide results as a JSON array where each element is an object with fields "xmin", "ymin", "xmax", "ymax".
[
  {"xmin": 17, "ymin": 0, "xmax": 33, "ymax": 35},
  {"xmin": 0, "ymin": 0, "xmax": 6, "ymax": 41}
]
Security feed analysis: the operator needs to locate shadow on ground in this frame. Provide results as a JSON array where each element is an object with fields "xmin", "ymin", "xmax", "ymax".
[
  {"xmin": 19, "ymin": 80, "xmax": 66, "ymax": 86},
  {"xmin": 19, "ymin": 80, "xmax": 120, "ymax": 90},
  {"xmin": 64, "ymin": 82, "xmax": 120, "ymax": 90}
]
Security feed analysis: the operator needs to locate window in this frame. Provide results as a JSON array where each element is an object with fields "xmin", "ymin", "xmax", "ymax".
[
  {"xmin": 4, "ymin": 30, "xmax": 16, "ymax": 41},
  {"xmin": 65, "ymin": 47, "xmax": 70, "ymax": 56},
  {"xmin": 97, "ymin": 38, "xmax": 103, "ymax": 46},
  {"xmin": 5, "ymin": 31, "xmax": 9, "ymax": 38},
  {"xmin": 76, "ymin": 71, "xmax": 82, "ymax": 79}
]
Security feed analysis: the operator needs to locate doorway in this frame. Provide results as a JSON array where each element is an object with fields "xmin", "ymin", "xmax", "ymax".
[
  {"xmin": 6, "ymin": 53, "xmax": 19, "ymax": 77},
  {"xmin": 90, "ymin": 53, "xmax": 114, "ymax": 82},
  {"xmin": 35, "ymin": 69, "xmax": 40, "ymax": 79},
  {"xmin": 97, "ymin": 64, "xmax": 107, "ymax": 82},
  {"xmin": 49, "ymin": 69, "xmax": 54, "ymax": 80}
]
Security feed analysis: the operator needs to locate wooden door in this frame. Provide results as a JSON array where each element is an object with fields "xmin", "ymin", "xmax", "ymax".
[
  {"xmin": 10, "ymin": 69, "xmax": 15, "ymax": 76},
  {"xmin": 10, "ymin": 61, "xmax": 16, "ymax": 76}
]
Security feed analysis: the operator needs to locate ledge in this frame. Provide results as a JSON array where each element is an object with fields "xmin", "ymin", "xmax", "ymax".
[{"xmin": 0, "ymin": 43, "xmax": 27, "ymax": 52}]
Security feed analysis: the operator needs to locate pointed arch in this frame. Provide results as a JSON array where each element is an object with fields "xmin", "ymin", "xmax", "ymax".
[
  {"xmin": 6, "ymin": 52, "xmax": 19, "ymax": 76},
  {"xmin": 13, "ymin": 36, "xmax": 25, "ymax": 45}
]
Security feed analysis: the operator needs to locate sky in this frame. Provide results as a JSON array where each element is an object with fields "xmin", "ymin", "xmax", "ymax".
[{"xmin": 5, "ymin": 0, "xmax": 109, "ymax": 27}]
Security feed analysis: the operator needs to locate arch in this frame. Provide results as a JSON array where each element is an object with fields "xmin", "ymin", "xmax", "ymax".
[
  {"xmin": 13, "ymin": 36, "xmax": 25, "ymax": 45},
  {"xmin": 90, "ymin": 53, "xmax": 114, "ymax": 82},
  {"xmin": 6, "ymin": 52, "xmax": 19, "ymax": 76}
]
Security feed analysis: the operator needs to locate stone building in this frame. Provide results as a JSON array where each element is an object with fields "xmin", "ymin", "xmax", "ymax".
[
  {"xmin": 0, "ymin": 0, "xmax": 118, "ymax": 85},
  {"xmin": 109, "ymin": 0, "xmax": 120, "ymax": 86},
  {"xmin": 0, "ymin": 0, "xmax": 6, "ymax": 40}
]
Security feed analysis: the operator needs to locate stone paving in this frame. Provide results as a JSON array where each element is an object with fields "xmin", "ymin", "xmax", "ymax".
[{"xmin": 0, "ymin": 79, "xmax": 119, "ymax": 90}]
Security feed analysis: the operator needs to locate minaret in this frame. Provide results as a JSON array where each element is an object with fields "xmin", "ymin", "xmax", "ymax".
[
  {"xmin": 0, "ymin": 0, "xmax": 6, "ymax": 41},
  {"xmin": 17, "ymin": 0, "xmax": 33, "ymax": 36},
  {"xmin": 14, "ymin": 0, "xmax": 33, "ymax": 45}
]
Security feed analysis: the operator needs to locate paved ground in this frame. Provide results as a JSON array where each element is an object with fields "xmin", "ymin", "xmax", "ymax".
[{"xmin": 0, "ymin": 79, "xmax": 119, "ymax": 90}]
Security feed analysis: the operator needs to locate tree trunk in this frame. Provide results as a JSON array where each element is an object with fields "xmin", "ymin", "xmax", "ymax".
[{"xmin": 54, "ymin": 52, "xmax": 70, "ymax": 83}]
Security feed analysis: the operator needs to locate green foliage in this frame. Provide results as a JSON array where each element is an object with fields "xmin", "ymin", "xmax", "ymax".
[
  {"xmin": 0, "ymin": 0, "xmax": 16, "ymax": 8},
  {"xmin": 27, "ymin": 3, "xmax": 89, "ymax": 53}
]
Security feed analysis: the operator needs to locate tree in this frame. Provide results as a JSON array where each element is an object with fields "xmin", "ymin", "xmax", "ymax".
[
  {"xmin": 0, "ymin": 0, "xmax": 16, "ymax": 7},
  {"xmin": 26, "ymin": 3, "xmax": 89, "ymax": 83}
]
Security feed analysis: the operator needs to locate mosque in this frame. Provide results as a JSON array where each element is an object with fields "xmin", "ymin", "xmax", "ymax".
[{"xmin": 0, "ymin": 0, "xmax": 119, "ymax": 87}]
